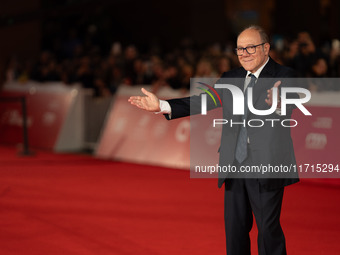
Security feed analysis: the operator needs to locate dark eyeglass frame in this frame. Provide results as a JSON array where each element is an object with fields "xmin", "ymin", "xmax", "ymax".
[{"xmin": 235, "ymin": 43, "xmax": 266, "ymax": 56}]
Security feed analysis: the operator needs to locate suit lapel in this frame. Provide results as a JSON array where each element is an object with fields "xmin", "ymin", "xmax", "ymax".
[
  {"xmin": 252, "ymin": 58, "xmax": 276, "ymax": 107},
  {"xmin": 222, "ymin": 59, "xmax": 277, "ymax": 117}
]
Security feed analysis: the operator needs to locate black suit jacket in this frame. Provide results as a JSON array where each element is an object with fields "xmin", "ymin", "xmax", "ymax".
[{"xmin": 166, "ymin": 58, "xmax": 299, "ymax": 190}]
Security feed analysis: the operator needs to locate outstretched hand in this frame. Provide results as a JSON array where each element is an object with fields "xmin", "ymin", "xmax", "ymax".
[
  {"xmin": 265, "ymin": 80, "xmax": 281, "ymax": 108},
  {"xmin": 128, "ymin": 88, "xmax": 161, "ymax": 112}
]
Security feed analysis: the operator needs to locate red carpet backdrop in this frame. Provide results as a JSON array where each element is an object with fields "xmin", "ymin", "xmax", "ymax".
[{"xmin": 0, "ymin": 146, "xmax": 340, "ymax": 255}]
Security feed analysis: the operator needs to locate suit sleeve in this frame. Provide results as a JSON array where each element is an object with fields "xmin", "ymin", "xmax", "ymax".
[{"xmin": 164, "ymin": 89, "xmax": 223, "ymax": 120}]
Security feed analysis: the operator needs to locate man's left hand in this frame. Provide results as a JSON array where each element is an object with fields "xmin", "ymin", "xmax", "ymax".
[{"xmin": 265, "ymin": 80, "xmax": 281, "ymax": 108}]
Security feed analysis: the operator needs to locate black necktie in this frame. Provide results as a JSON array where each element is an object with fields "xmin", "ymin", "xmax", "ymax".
[{"xmin": 235, "ymin": 74, "xmax": 257, "ymax": 164}]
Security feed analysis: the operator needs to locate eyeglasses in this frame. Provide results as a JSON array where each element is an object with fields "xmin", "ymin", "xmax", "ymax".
[{"xmin": 235, "ymin": 43, "xmax": 266, "ymax": 56}]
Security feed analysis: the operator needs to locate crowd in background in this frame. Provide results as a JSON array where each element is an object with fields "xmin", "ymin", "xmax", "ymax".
[{"xmin": 5, "ymin": 28, "xmax": 340, "ymax": 97}]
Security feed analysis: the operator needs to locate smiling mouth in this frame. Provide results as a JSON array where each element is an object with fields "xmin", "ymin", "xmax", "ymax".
[{"xmin": 242, "ymin": 59, "xmax": 254, "ymax": 62}]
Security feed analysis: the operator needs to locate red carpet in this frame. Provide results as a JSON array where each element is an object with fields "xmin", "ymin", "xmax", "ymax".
[{"xmin": 0, "ymin": 146, "xmax": 339, "ymax": 255}]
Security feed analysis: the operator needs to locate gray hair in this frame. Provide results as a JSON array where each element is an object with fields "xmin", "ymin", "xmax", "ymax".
[{"xmin": 239, "ymin": 25, "xmax": 269, "ymax": 43}]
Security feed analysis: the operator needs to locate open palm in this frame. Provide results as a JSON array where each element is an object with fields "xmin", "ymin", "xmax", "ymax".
[{"xmin": 128, "ymin": 88, "xmax": 160, "ymax": 112}]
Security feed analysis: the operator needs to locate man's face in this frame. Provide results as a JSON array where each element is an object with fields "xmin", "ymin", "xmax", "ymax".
[{"xmin": 237, "ymin": 29, "xmax": 270, "ymax": 73}]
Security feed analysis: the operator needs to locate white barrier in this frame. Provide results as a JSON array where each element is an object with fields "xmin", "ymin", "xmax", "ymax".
[{"xmin": 0, "ymin": 81, "xmax": 84, "ymax": 151}]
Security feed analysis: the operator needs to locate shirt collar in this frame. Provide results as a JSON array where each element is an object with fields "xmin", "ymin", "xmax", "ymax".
[{"xmin": 246, "ymin": 57, "xmax": 270, "ymax": 79}]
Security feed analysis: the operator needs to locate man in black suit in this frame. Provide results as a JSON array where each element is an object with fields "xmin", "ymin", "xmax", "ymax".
[{"xmin": 129, "ymin": 25, "xmax": 299, "ymax": 255}]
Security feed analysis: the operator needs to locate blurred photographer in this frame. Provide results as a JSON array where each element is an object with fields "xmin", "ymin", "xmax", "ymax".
[{"xmin": 287, "ymin": 31, "xmax": 328, "ymax": 78}]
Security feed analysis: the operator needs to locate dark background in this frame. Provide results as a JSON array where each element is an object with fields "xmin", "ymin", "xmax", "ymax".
[{"xmin": 0, "ymin": 0, "xmax": 339, "ymax": 83}]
